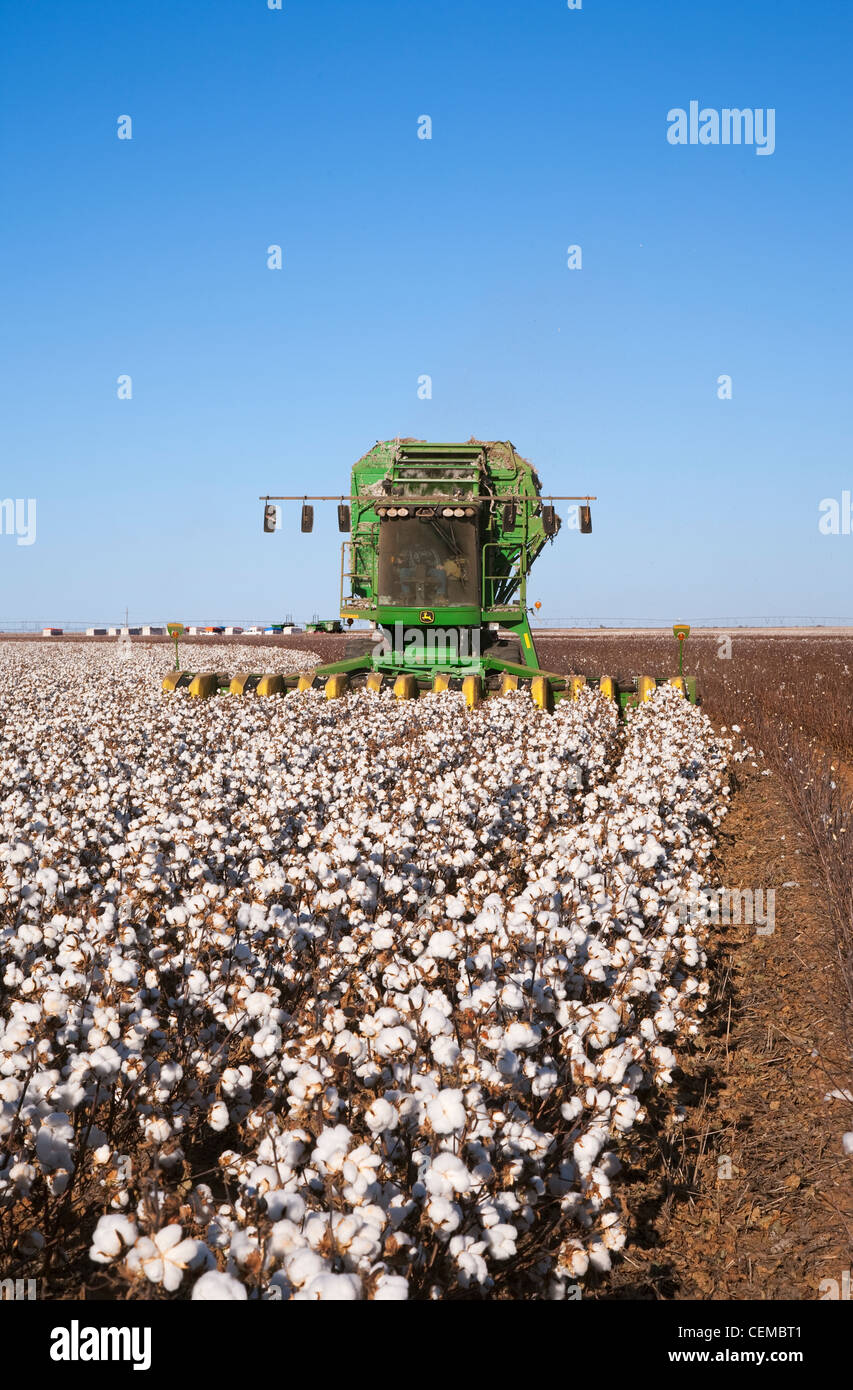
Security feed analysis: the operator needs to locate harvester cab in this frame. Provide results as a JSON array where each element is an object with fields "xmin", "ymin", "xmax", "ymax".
[
  {"xmin": 163, "ymin": 437, "xmax": 698, "ymax": 709},
  {"xmin": 329, "ymin": 439, "xmax": 579, "ymax": 705}
]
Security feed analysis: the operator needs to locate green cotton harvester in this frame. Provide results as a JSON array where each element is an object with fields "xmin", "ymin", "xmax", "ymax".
[{"xmin": 164, "ymin": 438, "xmax": 698, "ymax": 710}]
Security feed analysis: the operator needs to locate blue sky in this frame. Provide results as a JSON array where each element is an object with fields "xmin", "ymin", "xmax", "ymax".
[{"xmin": 1, "ymin": 0, "xmax": 851, "ymax": 625}]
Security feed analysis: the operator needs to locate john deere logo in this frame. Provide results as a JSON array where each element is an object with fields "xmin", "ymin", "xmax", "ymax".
[{"xmin": 420, "ymin": 610, "xmax": 435, "ymax": 624}]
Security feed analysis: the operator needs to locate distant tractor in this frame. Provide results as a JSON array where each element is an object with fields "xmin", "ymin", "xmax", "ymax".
[{"xmin": 305, "ymin": 617, "xmax": 344, "ymax": 634}]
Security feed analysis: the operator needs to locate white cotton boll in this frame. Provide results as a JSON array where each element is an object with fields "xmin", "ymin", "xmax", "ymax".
[
  {"xmin": 531, "ymin": 1065, "xmax": 558, "ymax": 1098},
  {"xmin": 602, "ymin": 1219, "xmax": 626, "ymax": 1252},
  {"xmin": 500, "ymin": 982, "xmax": 525, "ymax": 1010},
  {"xmin": 587, "ymin": 1240, "xmax": 612, "ymax": 1273},
  {"xmin": 496, "ymin": 1048, "xmax": 519, "ymax": 1077},
  {"xmin": 431, "ymin": 1035, "xmax": 460, "ymax": 1066},
  {"xmin": 192, "ymin": 1270, "xmax": 248, "ymax": 1301},
  {"xmin": 208, "ymin": 1101, "xmax": 230, "ymax": 1132},
  {"xmin": 842, "ymin": 1132, "xmax": 853, "ymax": 1156},
  {"xmin": 312, "ymin": 1125, "xmax": 352, "ymax": 1175},
  {"xmin": 145, "ymin": 1117, "xmax": 172, "ymax": 1144},
  {"xmin": 374, "ymin": 1025, "xmax": 415, "ymax": 1058},
  {"xmin": 268, "ymin": 1219, "xmax": 305, "ymax": 1261},
  {"xmin": 653, "ymin": 1006, "xmax": 677, "ymax": 1034},
  {"xmin": 421, "ymin": 1006, "xmax": 452, "ymax": 1037},
  {"xmin": 485, "ymin": 1224, "xmax": 517, "ymax": 1260},
  {"xmin": 586, "ymin": 1003, "xmax": 620, "ymax": 1050},
  {"xmin": 365, "ymin": 1097, "xmax": 398, "ymax": 1134},
  {"xmin": 651, "ymin": 1044, "xmax": 677, "ymax": 1083},
  {"xmin": 424, "ymin": 1153, "xmax": 472, "ymax": 1197},
  {"xmin": 444, "ymin": 896, "xmax": 465, "ymax": 920},
  {"xmin": 612, "ymin": 1096, "xmax": 640, "ymax": 1132},
  {"xmin": 298, "ymin": 1272, "xmax": 362, "ymax": 1301},
  {"xmin": 372, "ymin": 1274, "xmax": 409, "ymax": 1300},
  {"xmin": 371, "ymin": 927, "xmax": 395, "ymax": 949},
  {"xmin": 126, "ymin": 1225, "xmax": 200, "ymax": 1292},
  {"xmin": 574, "ymin": 1129, "xmax": 606, "ymax": 1176},
  {"xmin": 428, "ymin": 931, "xmax": 457, "ymax": 959},
  {"xmin": 42, "ymin": 991, "xmax": 68, "ymax": 1018},
  {"xmin": 89, "ymin": 1214, "xmax": 138, "ymax": 1263},
  {"xmin": 88, "ymin": 1045, "xmax": 122, "ymax": 1078},
  {"xmin": 505, "ymin": 1021, "xmax": 540, "ymax": 1051},
  {"xmin": 427, "ymin": 1089, "xmax": 467, "ymax": 1135},
  {"xmin": 426, "ymin": 1198, "xmax": 462, "ymax": 1234},
  {"xmin": 450, "ymin": 1234, "xmax": 490, "ymax": 1287},
  {"xmin": 285, "ymin": 1245, "xmax": 329, "ymax": 1288},
  {"xmin": 557, "ymin": 1239, "xmax": 588, "ymax": 1278}
]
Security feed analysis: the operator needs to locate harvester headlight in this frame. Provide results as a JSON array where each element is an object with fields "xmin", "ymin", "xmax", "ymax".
[
  {"xmin": 378, "ymin": 507, "xmax": 387, "ymax": 517},
  {"xmin": 397, "ymin": 507, "xmax": 410, "ymax": 517},
  {"xmin": 387, "ymin": 507, "xmax": 398, "ymax": 517},
  {"xmin": 541, "ymin": 504, "xmax": 558, "ymax": 537},
  {"xmin": 453, "ymin": 507, "xmax": 465, "ymax": 517},
  {"xmin": 442, "ymin": 507, "xmax": 454, "ymax": 517},
  {"xmin": 464, "ymin": 507, "xmax": 475, "ymax": 516}
]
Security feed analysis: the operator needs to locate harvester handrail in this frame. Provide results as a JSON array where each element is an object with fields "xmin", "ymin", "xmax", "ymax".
[{"xmin": 259, "ymin": 493, "xmax": 597, "ymax": 502}]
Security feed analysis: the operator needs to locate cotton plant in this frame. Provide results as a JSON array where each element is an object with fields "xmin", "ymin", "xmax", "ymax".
[{"xmin": 0, "ymin": 644, "xmax": 734, "ymax": 1298}]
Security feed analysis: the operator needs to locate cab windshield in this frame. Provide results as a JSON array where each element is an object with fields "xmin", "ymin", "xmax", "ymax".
[{"xmin": 377, "ymin": 516, "xmax": 479, "ymax": 607}]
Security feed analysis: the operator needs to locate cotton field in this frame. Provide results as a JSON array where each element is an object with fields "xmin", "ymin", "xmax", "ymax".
[{"xmin": 0, "ymin": 643, "xmax": 740, "ymax": 1299}]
